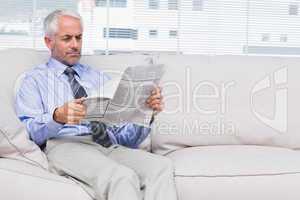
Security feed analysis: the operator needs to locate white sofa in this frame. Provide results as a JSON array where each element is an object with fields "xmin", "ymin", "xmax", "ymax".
[{"xmin": 1, "ymin": 48, "xmax": 300, "ymax": 200}]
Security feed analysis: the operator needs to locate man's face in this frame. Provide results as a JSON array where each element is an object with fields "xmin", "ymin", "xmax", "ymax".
[{"xmin": 45, "ymin": 15, "xmax": 83, "ymax": 66}]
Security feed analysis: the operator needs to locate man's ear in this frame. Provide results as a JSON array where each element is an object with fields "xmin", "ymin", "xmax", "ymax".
[{"xmin": 44, "ymin": 36, "xmax": 53, "ymax": 50}]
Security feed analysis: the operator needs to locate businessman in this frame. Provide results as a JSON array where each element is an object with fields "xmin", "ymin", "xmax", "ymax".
[{"xmin": 15, "ymin": 10, "xmax": 177, "ymax": 200}]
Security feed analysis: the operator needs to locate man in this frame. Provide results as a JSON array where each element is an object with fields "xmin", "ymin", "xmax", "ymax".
[{"xmin": 15, "ymin": 10, "xmax": 177, "ymax": 200}]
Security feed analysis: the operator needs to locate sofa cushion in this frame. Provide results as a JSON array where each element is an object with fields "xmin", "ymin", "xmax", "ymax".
[
  {"xmin": 151, "ymin": 55, "xmax": 300, "ymax": 154},
  {"xmin": 167, "ymin": 145, "xmax": 300, "ymax": 176},
  {"xmin": 0, "ymin": 158, "xmax": 92, "ymax": 200},
  {"xmin": 167, "ymin": 145, "xmax": 300, "ymax": 200},
  {"xmin": 0, "ymin": 49, "xmax": 49, "ymax": 168}
]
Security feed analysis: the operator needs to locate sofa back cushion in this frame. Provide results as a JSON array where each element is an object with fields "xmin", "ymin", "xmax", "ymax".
[
  {"xmin": 151, "ymin": 55, "xmax": 300, "ymax": 154},
  {"xmin": 6, "ymin": 49, "xmax": 300, "ymax": 156},
  {"xmin": 0, "ymin": 49, "xmax": 48, "ymax": 168}
]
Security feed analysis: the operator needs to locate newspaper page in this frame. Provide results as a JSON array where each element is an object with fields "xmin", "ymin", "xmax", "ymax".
[{"xmin": 83, "ymin": 64, "xmax": 165, "ymax": 127}]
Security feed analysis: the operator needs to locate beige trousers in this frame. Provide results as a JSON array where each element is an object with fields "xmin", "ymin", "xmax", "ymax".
[{"xmin": 45, "ymin": 136, "xmax": 178, "ymax": 200}]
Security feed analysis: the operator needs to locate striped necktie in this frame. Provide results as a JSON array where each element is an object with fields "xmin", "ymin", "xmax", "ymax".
[{"xmin": 64, "ymin": 67, "xmax": 88, "ymax": 99}]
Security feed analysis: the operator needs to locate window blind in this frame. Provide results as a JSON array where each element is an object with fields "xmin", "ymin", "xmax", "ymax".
[{"xmin": 0, "ymin": 0, "xmax": 299, "ymax": 56}]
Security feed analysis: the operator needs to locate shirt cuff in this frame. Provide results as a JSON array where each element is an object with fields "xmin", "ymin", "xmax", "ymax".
[
  {"xmin": 46, "ymin": 117, "xmax": 64, "ymax": 138},
  {"xmin": 45, "ymin": 107, "xmax": 64, "ymax": 138}
]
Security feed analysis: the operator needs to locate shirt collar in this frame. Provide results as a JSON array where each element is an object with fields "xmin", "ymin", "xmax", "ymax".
[{"xmin": 47, "ymin": 57, "xmax": 87, "ymax": 78}]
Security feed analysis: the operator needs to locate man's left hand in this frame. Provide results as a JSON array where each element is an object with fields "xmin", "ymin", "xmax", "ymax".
[{"xmin": 146, "ymin": 86, "xmax": 164, "ymax": 113}]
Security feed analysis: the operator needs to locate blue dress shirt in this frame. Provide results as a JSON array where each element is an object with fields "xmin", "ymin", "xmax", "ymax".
[{"xmin": 15, "ymin": 58, "xmax": 151, "ymax": 148}]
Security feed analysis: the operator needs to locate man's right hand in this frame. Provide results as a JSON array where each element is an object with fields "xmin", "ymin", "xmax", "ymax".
[{"xmin": 53, "ymin": 97, "xmax": 87, "ymax": 124}]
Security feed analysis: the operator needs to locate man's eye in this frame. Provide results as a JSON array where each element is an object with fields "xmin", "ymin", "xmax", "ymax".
[
  {"xmin": 76, "ymin": 36, "xmax": 82, "ymax": 40},
  {"xmin": 62, "ymin": 37, "xmax": 71, "ymax": 41}
]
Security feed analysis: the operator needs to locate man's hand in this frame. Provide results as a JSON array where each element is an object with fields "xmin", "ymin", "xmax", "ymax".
[
  {"xmin": 53, "ymin": 97, "xmax": 87, "ymax": 124},
  {"xmin": 146, "ymin": 86, "xmax": 164, "ymax": 113}
]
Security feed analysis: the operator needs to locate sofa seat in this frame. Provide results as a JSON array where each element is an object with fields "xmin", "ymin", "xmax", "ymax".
[
  {"xmin": 0, "ymin": 158, "xmax": 93, "ymax": 200},
  {"xmin": 167, "ymin": 145, "xmax": 300, "ymax": 200}
]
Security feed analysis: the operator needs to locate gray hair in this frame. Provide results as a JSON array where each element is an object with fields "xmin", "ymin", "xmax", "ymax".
[{"xmin": 43, "ymin": 9, "xmax": 83, "ymax": 37}]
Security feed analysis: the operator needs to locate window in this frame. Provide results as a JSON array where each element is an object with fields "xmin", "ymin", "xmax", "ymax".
[
  {"xmin": 1, "ymin": 0, "xmax": 300, "ymax": 56},
  {"xmin": 0, "ymin": 25, "xmax": 29, "ymax": 36},
  {"xmin": 96, "ymin": 0, "xmax": 127, "ymax": 8},
  {"xmin": 149, "ymin": 0, "xmax": 159, "ymax": 9},
  {"xmin": 168, "ymin": 0, "xmax": 178, "ymax": 10},
  {"xmin": 149, "ymin": 30, "xmax": 158, "ymax": 38},
  {"xmin": 169, "ymin": 30, "xmax": 178, "ymax": 38},
  {"xmin": 280, "ymin": 34, "xmax": 288, "ymax": 42},
  {"xmin": 0, "ymin": 0, "xmax": 78, "ymax": 50},
  {"xmin": 103, "ymin": 28, "xmax": 138, "ymax": 39},
  {"xmin": 289, "ymin": 4, "xmax": 298, "ymax": 15},
  {"xmin": 261, "ymin": 33, "xmax": 270, "ymax": 42},
  {"xmin": 193, "ymin": 0, "xmax": 204, "ymax": 11}
]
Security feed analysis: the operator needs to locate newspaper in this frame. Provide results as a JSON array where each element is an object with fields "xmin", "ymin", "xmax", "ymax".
[{"xmin": 82, "ymin": 64, "xmax": 165, "ymax": 127}]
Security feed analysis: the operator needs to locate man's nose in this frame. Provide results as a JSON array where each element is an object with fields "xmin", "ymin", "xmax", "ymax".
[{"xmin": 70, "ymin": 37, "xmax": 79, "ymax": 49}]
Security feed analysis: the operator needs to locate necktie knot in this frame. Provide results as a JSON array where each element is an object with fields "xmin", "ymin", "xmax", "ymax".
[{"xmin": 64, "ymin": 67, "xmax": 77, "ymax": 78}]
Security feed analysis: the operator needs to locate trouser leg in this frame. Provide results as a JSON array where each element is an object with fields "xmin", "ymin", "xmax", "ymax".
[
  {"xmin": 108, "ymin": 146, "xmax": 178, "ymax": 200},
  {"xmin": 45, "ymin": 138, "xmax": 142, "ymax": 200}
]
